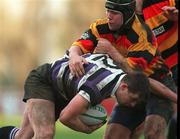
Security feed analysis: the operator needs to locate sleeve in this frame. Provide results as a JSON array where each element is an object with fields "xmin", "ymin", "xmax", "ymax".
[
  {"xmin": 71, "ymin": 29, "xmax": 98, "ymax": 53},
  {"xmin": 78, "ymin": 90, "xmax": 91, "ymax": 103}
]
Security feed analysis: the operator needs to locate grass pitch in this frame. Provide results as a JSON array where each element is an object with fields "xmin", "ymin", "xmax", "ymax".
[
  {"xmin": 0, "ymin": 115, "xmax": 144, "ymax": 139},
  {"xmin": 0, "ymin": 114, "xmax": 105, "ymax": 139}
]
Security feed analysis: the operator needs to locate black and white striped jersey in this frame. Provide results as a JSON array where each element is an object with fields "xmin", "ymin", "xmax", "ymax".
[{"xmin": 51, "ymin": 53, "xmax": 126, "ymax": 105}]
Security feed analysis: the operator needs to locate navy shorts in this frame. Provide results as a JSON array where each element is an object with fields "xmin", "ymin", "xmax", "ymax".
[{"xmin": 108, "ymin": 75, "xmax": 176, "ymax": 131}]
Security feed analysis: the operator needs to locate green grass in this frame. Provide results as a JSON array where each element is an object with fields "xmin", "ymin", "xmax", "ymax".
[
  {"xmin": 55, "ymin": 123, "xmax": 105, "ymax": 139},
  {"xmin": 0, "ymin": 115, "xmax": 144, "ymax": 139},
  {"xmin": 0, "ymin": 115, "xmax": 105, "ymax": 139}
]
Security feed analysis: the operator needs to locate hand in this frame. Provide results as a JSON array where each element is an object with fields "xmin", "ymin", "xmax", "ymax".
[
  {"xmin": 85, "ymin": 121, "xmax": 106, "ymax": 134},
  {"xmin": 69, "ymin": 55, "xmax": 88, "ymax": 78},
  {"xmin": 162, "ymin": 6, "xmax": 178, "ymax": 21},
  {"xmin": 94, "ymin": 38, "xmax": 112, "ymax": 54}
]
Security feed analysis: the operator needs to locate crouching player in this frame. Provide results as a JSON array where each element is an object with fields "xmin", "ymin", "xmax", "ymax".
[{"xmin": 0, "ymin": 53, "xmax": 152, "ymax": 139}]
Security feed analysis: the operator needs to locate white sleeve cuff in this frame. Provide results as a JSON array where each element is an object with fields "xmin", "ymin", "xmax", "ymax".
[{"xmin": 78, "ymin": 90, "xmax": 91, "ymax": 103}]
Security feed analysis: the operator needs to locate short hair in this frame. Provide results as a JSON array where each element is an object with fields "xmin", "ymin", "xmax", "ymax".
[{"xmin": 121, "ymin": 71, "xmax": 150, "ymax": 103}]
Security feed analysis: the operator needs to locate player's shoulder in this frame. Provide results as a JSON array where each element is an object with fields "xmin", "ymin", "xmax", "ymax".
[{"xmin": 132, "ymin": 15, "xmax": 153, "ymax": 38}]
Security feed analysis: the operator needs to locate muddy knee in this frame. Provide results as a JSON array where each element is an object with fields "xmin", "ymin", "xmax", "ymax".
[{"xmin": 144, "ymin": 115, "xmax": 167, "ymax": 139}]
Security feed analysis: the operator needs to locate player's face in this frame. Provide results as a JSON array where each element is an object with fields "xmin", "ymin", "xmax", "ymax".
[
  {"xmin": 115, "ymin": 83, "xmax": 140, "ymax": 107},
  {"xmin": 106, "ymin": 9, "xmax": 123, "ymax": 31}
]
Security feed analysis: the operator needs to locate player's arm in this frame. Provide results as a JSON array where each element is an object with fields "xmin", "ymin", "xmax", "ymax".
[
  {"xmin": 95, "ymin": 38, "xmax": 177, "ymax": 103},
  {"xmin": 162, "ymin": 6, "xmax": 178, "ymax": 21},
  {"xmin": 59, "ymin": 93, "xmax": 104, "ymax": 134},
  {"xmin": 68, "ymin": 46, "xmax": 88, "ymax": 78},
  {"xmin": 95, "ymin": 38, "xmax": 133, "ymax": 73},
  {"xmin": 68, "ymin": 28, "xmax": 97, "ymax": 78},
  {"xmin": 148, "ymin": 78, "xmax": 177, "ymax": 103}
]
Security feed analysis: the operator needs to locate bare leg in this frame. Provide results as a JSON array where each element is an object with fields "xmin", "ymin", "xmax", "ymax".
[
  {"xmin": 144, "ymin": 115, "xmax": 167, "ymax": 139},
  {"xmin": 130, "ymin": 122, "xmax": 144, "ymax": 139},
  {"xmin": 103, "ymin": 123, "xmax": 131, "ymax": 139},
  {"xmin": 15, "ymin": 99, "xmax": 55, "ymax": 139},
  {"xmin": 15, "ymin": 106, "xmax": 34, "ymax": 139}
]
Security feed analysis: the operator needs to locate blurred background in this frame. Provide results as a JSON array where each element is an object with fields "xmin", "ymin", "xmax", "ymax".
[{"xmin": 0, "ymin": 0, "xmax": 107, "ymax": 116}]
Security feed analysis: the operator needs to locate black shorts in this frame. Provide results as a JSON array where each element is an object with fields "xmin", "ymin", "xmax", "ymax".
[
  {"xmin": 108, "ymin": 75, "xmax": 176, "ymax": 131},
  {"xmin": 23, "ymin": 64, "xmax": 69, "ymax": 120}
]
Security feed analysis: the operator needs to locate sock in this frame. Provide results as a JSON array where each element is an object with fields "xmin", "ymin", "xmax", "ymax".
[{"xmin": 0, "ymin": 126, "xmax": 19, "ymax": 139}]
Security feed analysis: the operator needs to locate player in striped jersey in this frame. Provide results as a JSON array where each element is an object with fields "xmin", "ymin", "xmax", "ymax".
[
  {"xmin": 68, "ymin": 0, "xmax": 177, "ymax": 139},
  {"xmin": 135, "ymin": 1, "xmax": 178, "ymax": 139},
  {"xmin": 0, "ymin": 53, "xmax": 152, "ymax": 139},
  {"xmin": 137, "ymin": 0, "xmax": 178, "ymax": 85}
]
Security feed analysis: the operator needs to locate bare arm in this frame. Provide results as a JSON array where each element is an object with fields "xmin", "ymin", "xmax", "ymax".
[
  {"xmin": 149, "ymin": 78, "xmax": 177, "ymax": 103},
  {"xmin": 68, "ymin": 46, "xmax": 89, "ymax": 78},
  {"xmin": 109, "ymin": 50, "xmax": 178, "ymax": 103},
  {"xmin": 95, "ymin": 38, "xmax": 177, "ymax": 103},
  {"xmin": 59, "ymin": 94, "xmax": 104, "ymax": 134},
  {"xmin": 162, "ymin": 6, "xmax": 178, "ymax": 21},
  {"xmin": 95, "ymin": 38, "xmax": 133, "ymax": 74}
]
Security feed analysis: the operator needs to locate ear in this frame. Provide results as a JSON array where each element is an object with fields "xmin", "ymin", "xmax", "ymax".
[{"xmin": 120, "ymin": 82, "xmax": 128, "ymax": 90}]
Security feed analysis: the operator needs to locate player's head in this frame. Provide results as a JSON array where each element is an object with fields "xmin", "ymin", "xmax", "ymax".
[
  {"xmin": 105, "ymin": 0, "xmax": 136, "ymax": 31},
  {"xmin": 115, "ymin": 72, "xmax": 150, "ymax": 107}
]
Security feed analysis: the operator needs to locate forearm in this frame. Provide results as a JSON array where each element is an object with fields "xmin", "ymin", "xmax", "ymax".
[
  {"xmin": 149, "ymin": 78, "xmax": 177, "ymax": 103},
  {"xmin": 60, "ymin": 116, "xmax": 93, "ymax": 134},
  {"xmin": 69, "ymin": 45, "xmax": 84, "ymax": 58},
  {"xmin": 59, "ymin": 94, "xmax": 99, "ymax": 134},
  {"xmin": 107, "ymin": 46, "xmax": 133, "ymax": 73}
]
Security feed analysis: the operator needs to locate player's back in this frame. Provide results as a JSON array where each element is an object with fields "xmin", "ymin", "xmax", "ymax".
[{"xmin": 51, "ymin": 53, "xmax": 126, "ymax": 104}]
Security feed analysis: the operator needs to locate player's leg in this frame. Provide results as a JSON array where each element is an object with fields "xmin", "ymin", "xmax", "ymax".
[
  {"xmin": 104, "ymin": 123, "xmax": 131, "ymax": 139},
  {"xmin": 19, "ymin": 63, "xmax": 56, "ymax": 139},
  {"xmin": 26, "ymin": 99, "xmax": 55, "ymax": 139},
  {"xmin": 144, "ymin": 75, "xmax": 176, "ymax": 139},
  {"xmin": 144, "ymin": 114, "xmax": 167, "ymax": 139},
  {"xmin": 14, "ymin": 104, "xmax": 34, "ymax": 139},
  {"xmin": 0, "ymin": 101, "xmax": 34, "ymax": 139},
  {"xmin": 103, "ymin": 103, "xmax": 145, "ymax": 139},
  {"xmin": 14, "ymin": 98, "xmax": 55, "ymax": 139},
  {"xmin": 0, "ymin": 126, "xmax": 19, "ymax": 139},
  {"xmin": 130, "ymin": 122, "xmax": 144, "ymax": 139}
]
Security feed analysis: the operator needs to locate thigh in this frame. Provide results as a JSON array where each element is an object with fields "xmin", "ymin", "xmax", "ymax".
[{"xmin": 104, "ymin": 123, "xmax": 131, "ymax": 139}]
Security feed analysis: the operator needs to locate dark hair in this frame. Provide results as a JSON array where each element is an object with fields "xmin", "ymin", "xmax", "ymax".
[{"xmin": 122, "ymin": 71, "xmax": 150, "ymax": 103}]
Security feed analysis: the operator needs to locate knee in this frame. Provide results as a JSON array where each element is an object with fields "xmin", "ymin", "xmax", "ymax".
[{"xmin": 144, "ymin": 115, "xmax": 167, "ymax": 139}]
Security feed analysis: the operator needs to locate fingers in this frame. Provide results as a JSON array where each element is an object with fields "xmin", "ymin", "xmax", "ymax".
[
  {"xmin": 69, "ymin": 57, "xmax": 88, "ymax": 78},
  {"xmin": 87, "ymin": 121, "xmax": 106, "ymax": 133},
  {"xmin": 69, "ymin": 63, "xmax": 84, "ymax": 78},
  {"xmin": 162, "ymin": 6, "xmax": 178, "ymax": 14}
]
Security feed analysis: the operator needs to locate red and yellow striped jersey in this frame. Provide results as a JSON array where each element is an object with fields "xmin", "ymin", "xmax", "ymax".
[
  {"xmin": 142, "ymin": 0, "xmax": 178, "ymax": 69},
  {"xmin": 72, "ymin": 15, "xmax": 170, "ymax": 79}
]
